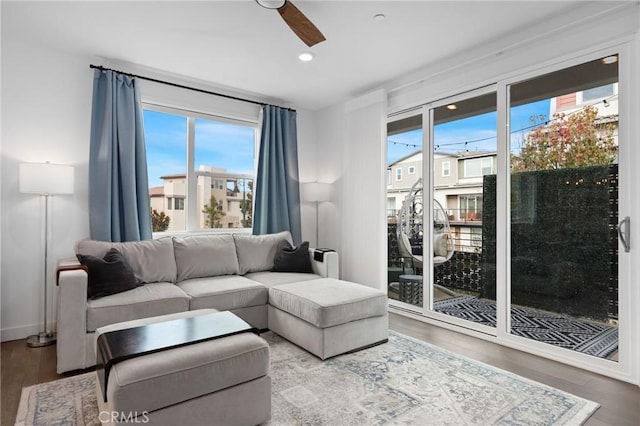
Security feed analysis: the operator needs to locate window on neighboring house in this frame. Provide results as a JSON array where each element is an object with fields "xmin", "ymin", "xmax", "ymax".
[
  {"xmin": 387, "ymin": 170, "xmax": 391, "ymax": 185},
  {"xmin": 581, "ymin": 83, "xmax": 615, "ymax": 103},
  {"xmin": 470, "ymin": 228, "xmax": 482, "ymax": 247},
  {"xmin": 460, "ymin": 195, "xmax": 483, "ymax": 220},
  {"xmin": 143, "ymin": 107, "xmax": 257, "ymax": 232},
  {"xmin": 395, "ymin": 167, "xmax": 402, "ymax": 181},
  {"xmin": 442, "ymin": 161, "xmax": 451, "ymax": 177},
  {"xmin": 463, "ymin": 157, "xmax": 493, "ymax": 178},
  {"xmin": 408, "ymin": 166, "xmax": 416, "ymax": 175}
]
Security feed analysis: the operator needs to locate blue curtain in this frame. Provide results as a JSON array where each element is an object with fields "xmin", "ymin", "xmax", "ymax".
[
  {"xmin": 89, "ymin": 69, "xmax": 152, "ymax": 242},
  {"xmin": 253, "ymin": 105, "xmax": 302, "ymax": 244}
]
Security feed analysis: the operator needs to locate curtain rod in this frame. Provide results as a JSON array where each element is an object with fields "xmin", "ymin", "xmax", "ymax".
[{"xmin": 89, "ymin": 64, "xmax": 295, "ymax": 112}]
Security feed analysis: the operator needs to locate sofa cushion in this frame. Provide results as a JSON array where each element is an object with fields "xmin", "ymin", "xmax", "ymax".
[
  {"xmin": 76, "ymin": 238, "xmax": 177, "ymax": 284},
  {"xmin": 76, "ymin": 248, "xmax": 140, "ymax": 299},
  {"xmin": 173, "ymin": 234, "xmax": 240, "ymax": 281},
  {"xmin": 244, "ymin": 271, "xmax": 320, "ymax": 287},
  {"xmin": 269, "ymin": 278, "xmax": 388, "ymax": 328},
  {"xmin": 234, "ymin": 231, "xmax": 292, "ymax": 274},
  {"xmin": 272, "ymin": 240, "xmax": 313, "ymax": 273},
  {"xmin": 86, "ymin": 283, "xmax": 190, "ymax": 332},
  {"xmin": 177, "ymin": 276, "xmax": 268, "ymax": 311}
]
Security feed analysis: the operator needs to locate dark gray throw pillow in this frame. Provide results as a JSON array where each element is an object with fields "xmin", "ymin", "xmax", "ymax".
[
  {"xmin": 77, "ymin": 248, "xmax": 140, "ymax": 299},
  {"xmin": 272, "ymin": 240, "xmax": 313, "ymax": 273}
]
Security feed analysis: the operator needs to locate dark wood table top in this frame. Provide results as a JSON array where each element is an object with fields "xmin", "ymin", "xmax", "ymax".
[{"xmin": 96, "ymin": 311, "xmax": 258, "ymax": 402}]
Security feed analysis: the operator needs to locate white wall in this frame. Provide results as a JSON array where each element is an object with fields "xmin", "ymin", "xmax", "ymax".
[
  {"xmin": 296, "ymin": 109, "xmax": 319, "ymax": 247},
  {"xmin": 312, "ymin": 91, "xmax": 387, "ymax": 289},
  {"xmin": 1, "ymin": 37, "xmax": 94, "ymax": 340}
]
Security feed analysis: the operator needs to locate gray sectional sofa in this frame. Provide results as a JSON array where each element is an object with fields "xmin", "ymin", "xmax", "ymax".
[{"xmin": 56, "ymin": 231, "xmax": 339, "ymax": 374}]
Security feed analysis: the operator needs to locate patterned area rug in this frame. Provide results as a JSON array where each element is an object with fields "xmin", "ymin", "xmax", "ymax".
[
  {"xmin": 16, "ymin": 331, "xmax": 598, "ymax": 426},
  {"xmin": 434, "ymin": 296, "xmax": 619, "ymax": 359}
]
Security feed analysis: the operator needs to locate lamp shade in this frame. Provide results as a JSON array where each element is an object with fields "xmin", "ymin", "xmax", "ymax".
[
  {"xmin": 19, "ymin": 162, "xmax": 74, "ymax": 195},
  {"xmin": 302, "ymin": 182, "xmax": 331, "ymax": 202}
]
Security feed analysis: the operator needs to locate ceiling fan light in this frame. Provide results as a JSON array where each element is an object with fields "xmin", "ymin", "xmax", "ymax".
[{"xmin": 256, "ymin": 0, "xmax": 286, "ymax": 9}]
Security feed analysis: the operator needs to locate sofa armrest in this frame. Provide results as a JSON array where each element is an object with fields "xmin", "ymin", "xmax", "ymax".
[
  {"xmin": 56, "ymin": 257, "xmax": 90, "ymax": 373},
  {"xmin": 308, "ymin": 248, "xmax": 339, "ymax": 279}
]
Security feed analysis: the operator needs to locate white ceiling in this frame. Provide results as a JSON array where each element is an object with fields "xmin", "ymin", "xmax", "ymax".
[{"xmin": 2, "ymin": 1, "xmax": 604, "ymax": 110}]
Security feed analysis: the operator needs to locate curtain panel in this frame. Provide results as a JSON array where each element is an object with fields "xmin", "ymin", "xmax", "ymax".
[
  {"xmin": 89, "ymin": 69, "xmax": 152, "ymax": 242},
  {"xmin": 253, "ymin": 105, "xmax": 302, "ymax": 244}
]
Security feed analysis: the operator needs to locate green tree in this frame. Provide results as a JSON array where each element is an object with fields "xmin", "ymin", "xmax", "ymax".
[
  {"xmin": 240, "ymin": 180, "xmax": 253, "ymax": 228},
  {"xmin": 151, "ymin": 209, "xmax": 170, "ymax": 232},
  {"xmin": 202, "ymin": 195, "xmax": 226, "ymax": 228},
  {"xmin": 511, "ymin": 105, "xmax": 617, "ymax": 172}
]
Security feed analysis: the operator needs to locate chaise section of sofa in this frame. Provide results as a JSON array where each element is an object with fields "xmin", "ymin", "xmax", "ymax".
[{"xmin": 56, "ymin": 231, "xmax": 338, "ymax": 374}]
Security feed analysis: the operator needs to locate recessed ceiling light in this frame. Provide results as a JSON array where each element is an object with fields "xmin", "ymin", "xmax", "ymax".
[
  {"xmin": 298, "ymin": 52, "xmax": 314, "ymax": 62},
  {"xmin": 601, "ymin": 55, "xmax": 618, "ymax": 65},
  {"xmin": 374, "ymin": 14, "xmax": 386, "ymax": 21},
  {"xmin": 446, "ymin": 104, "xmax": 457, "ymax": 110},
  {"xmin": 255, "ymin": 0, "xmax": 285, "ymax": 9}
]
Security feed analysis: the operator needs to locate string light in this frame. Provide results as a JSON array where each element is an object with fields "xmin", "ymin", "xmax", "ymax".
[{"xmin": 388, "ymin": 95, "xmax": 616, "ymax": 153}]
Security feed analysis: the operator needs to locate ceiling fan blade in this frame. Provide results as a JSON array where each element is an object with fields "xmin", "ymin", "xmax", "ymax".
[{"xmin": 277, "ymin": 0, "xmax": 326, "ymax": 47}]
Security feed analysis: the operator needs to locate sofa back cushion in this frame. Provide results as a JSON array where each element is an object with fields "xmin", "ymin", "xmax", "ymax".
[
  {"xmin": 75, "ymin": 238, "xmax": 177, "ymax": 284},
  {"xmin": 234, "ymin": 231, "xmax": 293, "ymax": 275},
  {"xmin": 173, "ymin": 234, "xmax": 240, "ymax": 281}
]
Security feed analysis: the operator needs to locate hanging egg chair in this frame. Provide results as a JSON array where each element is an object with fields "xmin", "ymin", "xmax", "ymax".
[{"xmin": 397, "ymin": 178, "xmax": 454, "ymax": 270}]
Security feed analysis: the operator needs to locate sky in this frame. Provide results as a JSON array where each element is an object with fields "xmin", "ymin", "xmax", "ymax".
[
  {"xmin": 387, "ymin": 99, "xmax": 551, "ymax": 165},
  {"xmin": 143, "ymin": 98, "xmax": 551, "ymax": 188},
  {"xmin": 143, "ymin": 109, "xmax": 256, "ymax": 188}
]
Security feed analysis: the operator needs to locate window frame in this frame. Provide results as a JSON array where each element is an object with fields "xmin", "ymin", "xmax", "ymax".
[
  {"xmin": 442, "ymin": 161, "xmax": 451, "ymax": 177},
  {"xmin": 142, "ymin": 102, "xmax": 259, "ymax": 234},
  {"xmin": 395, "ymin": 167, "xmax": 403, "ymax": 181}
]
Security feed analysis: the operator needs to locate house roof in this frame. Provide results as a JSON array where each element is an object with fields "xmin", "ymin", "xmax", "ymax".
[{"xmin": 149, "ymin": 186, "xmax": 164, "ymax": 197}]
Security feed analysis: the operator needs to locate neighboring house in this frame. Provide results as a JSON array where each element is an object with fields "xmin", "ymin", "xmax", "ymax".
[
  {"xmin": 388, "ymin": 150, "xmax": 495, "ymax": 252},
  {"xmin": 149, "ymin": 165, "xmax": 253, "ymax": 231}
]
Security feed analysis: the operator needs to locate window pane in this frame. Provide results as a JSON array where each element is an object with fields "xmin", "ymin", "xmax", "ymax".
[
  {"xmin": 144, "ymin": 110, "xmax": 187, "ymax": 232},
  {"xmin": 386, "ymin": 115, "xmax": 423, "ymax": 306},
  {"xmin": 195, "ymin": 118, "xmax": 256, "ymax": 229},
  {"xmin": 508, "ymin": 55, "xmax": 619, "ymax": 359}
]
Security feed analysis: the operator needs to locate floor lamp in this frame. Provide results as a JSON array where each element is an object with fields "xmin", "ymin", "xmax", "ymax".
[
  {"xmin": 302, "ymin": 182, "xmax": 331, "ymax": 247},
  {"xmin": 20, "ymin": 162, "xmax": 74, "ymax": 347}
]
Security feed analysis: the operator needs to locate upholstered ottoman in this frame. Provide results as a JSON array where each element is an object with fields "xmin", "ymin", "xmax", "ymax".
[
  {"xmin": 268, "ymin": 278, "xmax": 388, "ymax": 359},
  {"xmin": 95, "ymin": 309, "xmax": 271, "ymax": 426}
]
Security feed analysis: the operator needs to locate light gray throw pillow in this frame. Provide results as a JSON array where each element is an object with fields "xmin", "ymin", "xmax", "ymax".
[
  {"xmin": 75, "ymin": 237, "xmax": 177, "ymax": 284},
  {"xmin": 234, "ymin": 231, "xmax": 293, "ymax": 274},
  {"xmin": 173, "ymin": 234, "xmax": 240, "ymax": 281}
]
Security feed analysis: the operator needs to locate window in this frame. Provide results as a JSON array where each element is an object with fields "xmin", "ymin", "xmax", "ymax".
[
  {"xmin": 460, "ymin": 195, "xmax": 483, "ymax": 220},
  {"xmin": 174, "ymin": 197, "xmax": 185, "ymax": 210},
  {"xmin": 387, "ymin": 170, "xmax": 391, "ymax": 185},
  {"xmin": 581, "ymin": 83, "xmax": 615, "ymax": 102},
  {"xmin": 442, "ymin": 161, "xmax": 451, "ymax": 177},
  {"xmin": 463, "ymin": 157, "xmax": 493, "ymax": 178},
  {"xmin": 408, "ymin": 166, "xmax": 416, "ymax": 175},
  {"xmin": 144, "ymin": 107, "xmax": 257, "ymax": 232},
  {"xmin": 395, "ymin": 167, "xmax": 402, "ymax": 181},
  {"xmin": 470, "ymin": 228, "xmax": 482, "ymax": 247}
]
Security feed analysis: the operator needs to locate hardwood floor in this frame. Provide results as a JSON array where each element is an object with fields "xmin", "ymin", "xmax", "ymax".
[{"xmin": 1, "ymin": 313, "xmax": 638, "ymax": 425}]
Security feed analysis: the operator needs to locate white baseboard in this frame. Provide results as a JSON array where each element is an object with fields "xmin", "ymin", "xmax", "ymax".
[{"xmin": 1, "ymin": 321, "xmax": 57, "ymax": 342}]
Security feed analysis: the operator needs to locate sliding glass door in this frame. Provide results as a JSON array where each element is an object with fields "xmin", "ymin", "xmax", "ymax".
[
  {"xmin": 429, "ymin": 90, "xmax": 497, "ymax": 331},
  {"xmin": 387, "ymin": 49, "xmax": 630, "ymax": 377},
  {"xmin": 507, "ymin": 54, "xmax": 620, "ymax": 361}
]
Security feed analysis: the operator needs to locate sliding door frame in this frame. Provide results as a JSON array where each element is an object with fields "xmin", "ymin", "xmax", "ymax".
[{"xmin": 387, "ymin": 40, "xmax": 638, "ymax": 384}]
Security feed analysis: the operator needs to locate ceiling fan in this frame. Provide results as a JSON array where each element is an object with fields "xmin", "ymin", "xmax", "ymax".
[{"xmin": 256, "ymin": 0, "xmax": 326, "ymax": 47}]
